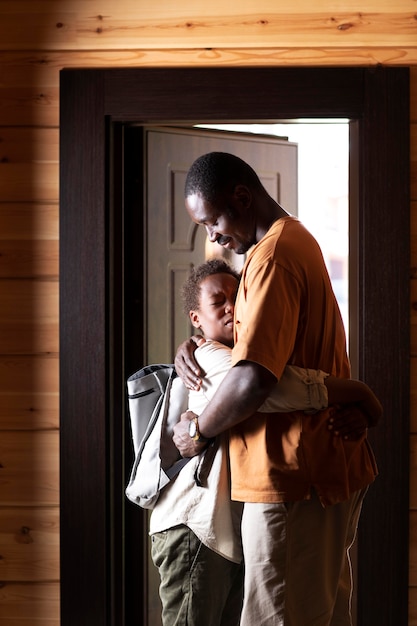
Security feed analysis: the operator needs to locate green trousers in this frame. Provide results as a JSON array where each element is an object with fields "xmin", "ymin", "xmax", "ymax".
[{"xmin": 151, "ymin": 525, "xmax": 243, "ymax": 626}]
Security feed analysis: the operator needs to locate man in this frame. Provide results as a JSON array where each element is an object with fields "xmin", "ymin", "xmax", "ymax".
[{"xmin": 173, "ymin": 152, "xmax": 380, "ymax": 626}]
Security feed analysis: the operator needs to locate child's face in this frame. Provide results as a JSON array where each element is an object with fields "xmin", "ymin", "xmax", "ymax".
[{"xmin": 190, "ymin": 272, "xmax": 238, "ymax": 347}]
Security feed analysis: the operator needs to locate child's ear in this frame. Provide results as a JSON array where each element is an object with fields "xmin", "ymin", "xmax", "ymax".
[{"xmin": 189, "ymin": 310, "xmax": 201, "ymax": 329}]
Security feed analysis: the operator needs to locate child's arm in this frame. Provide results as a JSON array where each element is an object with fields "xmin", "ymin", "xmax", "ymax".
[
  {"xmin": 261, "ymin": 366, "xmax": 382, "ymax": 430},
  {"xmin": 260, "ymin": 366, "xmax": 329, "ymax": 413},
  {"xmin": 187, "ymin": 343, "xmax": 382, "ymax": 434}
]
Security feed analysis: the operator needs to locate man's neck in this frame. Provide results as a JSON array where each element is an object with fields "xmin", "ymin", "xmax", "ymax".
[{"xmin": 257, "ymin": 200, "xmax": 289, "ymax": 242}]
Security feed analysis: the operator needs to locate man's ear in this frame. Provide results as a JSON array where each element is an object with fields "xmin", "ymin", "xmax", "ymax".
[
  {"xmin": 233, "ymin": 184, "xmax": 252, "ymax": 210},
  {"xmin": 189, "ymin": 310, "xmax": 201, "ymax": 329}
]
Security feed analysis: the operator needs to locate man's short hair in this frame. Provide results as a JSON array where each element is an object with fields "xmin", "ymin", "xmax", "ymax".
[
  {"xmin": 185, "ymin": 152, "xmax": 262, "ymax": 203},
  {"xmin": 181, "ymin": 258, "xmax": 240, "ymax": 315}
]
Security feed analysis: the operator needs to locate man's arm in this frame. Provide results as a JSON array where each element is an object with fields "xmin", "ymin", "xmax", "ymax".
[
  {"xmin": 174, "ymin": 336, "xmax": 205, "ymax": 390},
  {"xmin": 172, "ymin": 360, "xmax": 277, "ymax": 457}
]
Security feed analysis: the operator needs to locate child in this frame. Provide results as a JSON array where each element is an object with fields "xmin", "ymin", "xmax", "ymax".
[{"xmin": 149, "ymin": 259, "xmax": 381, "ymax": 626}]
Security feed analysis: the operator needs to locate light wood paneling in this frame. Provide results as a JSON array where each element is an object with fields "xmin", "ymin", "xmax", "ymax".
[
  {"xmin": 0, "ymin": 391, "xmax": 58, "ymax": 431},
  {"xmin": 0, "ymin": 163, "xmax": 59, "ymax": 202},
  {"xmin": 0, "ymin": 128, "xmax": 59, "ymax": 202},
  {"xmin": 0, "ymin": 202, "xmax": 59, "ymax": 280},
  {"xmin": 0, "ymin": 355, "xmax": 58, "ymax": 394},
  {"xmin": 0, "ymin": 128, "xmax": 58, "ymax": 162},
  {"xmin": 0, "ymin": 204, "xmax": 58, "ymax": 241},
  {"xmin": 0, "ymin": 508, "xmax": 59, "ymax": 581},
  {"xmin": 0, "ymin": 280, "xmax": 58, "ymax": 354},
  {"xmin": 0, "ymin": 203, "xmax": 58, "ymax": 278},
  {"xmin": 1, "ymin": 0, "xmax": 416, "ymax": 12},
  {"xmin": 0, "ymin": 240, "xmax": 58, "ymax": 279},
  {"xmin": 0, "ymin": 582, "xmax": 60, "ymax": 625},
  {"xmin": 0, "ymin": 432, "xmax": 59, "ymax": 506},
  {"xmin": 0, "ymin": 3, "xmax": 416, "ymax": 50}
]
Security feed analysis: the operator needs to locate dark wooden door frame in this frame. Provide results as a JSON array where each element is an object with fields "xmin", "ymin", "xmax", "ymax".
[{"xmin": 59, "ymin": 67, "xmax": 410, "ymax": 626}]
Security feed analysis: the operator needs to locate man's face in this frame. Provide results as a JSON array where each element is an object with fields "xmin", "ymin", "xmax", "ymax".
[{"xmin": 185, "ymin": 191, "xmax": 256, "ymax": 255}]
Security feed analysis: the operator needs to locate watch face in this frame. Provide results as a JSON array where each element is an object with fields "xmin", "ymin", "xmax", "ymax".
[{"xmin": 188, "ymin": 420, "xmax": 197, "ymax": 438}]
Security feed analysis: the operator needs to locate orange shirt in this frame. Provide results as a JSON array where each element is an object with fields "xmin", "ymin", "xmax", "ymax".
[{"xmin": 230, "ymin": 216, "xmax": 377, "ymax": 506}]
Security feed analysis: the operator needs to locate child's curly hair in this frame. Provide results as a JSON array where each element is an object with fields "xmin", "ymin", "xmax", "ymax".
[{"xmin": 181, "ymin": 259, "xmax": 240, "ymax": 315}]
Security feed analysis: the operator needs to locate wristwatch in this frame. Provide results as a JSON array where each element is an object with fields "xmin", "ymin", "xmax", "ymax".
[{"xmin": 188, "ymin": 416, "xmax": 211, "ymax": 443}]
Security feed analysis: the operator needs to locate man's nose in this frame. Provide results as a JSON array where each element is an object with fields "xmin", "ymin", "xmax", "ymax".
[{"xmin": 205, "ymin": 225, "xmax": 217, "ymax": 242}]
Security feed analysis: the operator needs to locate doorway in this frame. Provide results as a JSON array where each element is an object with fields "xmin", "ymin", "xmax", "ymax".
[
  {"xmin": 59, "ymin": 66, "xmax": 410, "ymax": 626},
  {"xmin": 131, "ymin": 120, "xmax": 352, "ymax": 625}
]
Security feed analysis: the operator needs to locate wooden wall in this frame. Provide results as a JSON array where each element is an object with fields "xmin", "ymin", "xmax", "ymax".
[{"xmin": 0, "ymin": 1, "xmax": 415, "ymax": 624}]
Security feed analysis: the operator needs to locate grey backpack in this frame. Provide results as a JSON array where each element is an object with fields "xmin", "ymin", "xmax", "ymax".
[{"xmin": 125, "ymin": 364, "xmax": 189, "ymax": 509}]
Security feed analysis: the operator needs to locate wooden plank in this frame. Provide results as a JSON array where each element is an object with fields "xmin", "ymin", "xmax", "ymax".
[
  {"xmin": 0, "ymin": 508, "xmax": 59, "ymax": 581},
  {"xmin": 3, "ymin": 48, "xmax": 417, "ymax": 126},
  {"xmin": 1, "ymin": 0, "xmax": 416, "ymax": 14},
  {"xmin": 0, "ymin": 163, "xmax": 58, "ymax": 203},
  {"xmin": 0, "ymin": 392, "xmax": 58, "ymax": 430},
  {"xmin": 0, "ymin": 240, "xmax": 58, "ymax": 279},
  {"xmin": 0, "ymin": 128, "xmax": 58, "ymax": 162},
  {"xmin": 0, "ymin": 280, "xmax": 58, "ymax": 354},
  {"xmin": 0, "ymin": 6, "xmax": 416, "ymax": 49},
  {"xmin": 0, "ymin": 317, "xmax": 58, "ymax": 354},
  {"xmin": 0, "ymin": 203, "xmax": 58, "ymax": 279},
  {"xmin": 0, "ymin": 432, "xmax": 59, "ymax": 506},
  {"xmin": 0, "ymin": 127, "xmax": 58, "ymax": 201},
  {"xmin": 0, "ymin": 582, "xmax": 59, "ymax": 625},
  {"xmin": 0, "ymin": 203, "xmax": 58, "ymax": 241},
  {"xmin": 3, "ymin": 48, "xmax": 417, "ymax": 89},
  {"xmin": 0, "ymin": 355, "xmax": 59, "ymax": 394}
]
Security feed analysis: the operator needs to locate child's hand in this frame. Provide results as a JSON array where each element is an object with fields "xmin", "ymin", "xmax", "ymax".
[
  {"xmin": 325, "ymin": 376, "xmax": 383, "ymax": 430},
  {"xmin": 328, "ymin": 404, "xmax": 375, "ymax": 440}
]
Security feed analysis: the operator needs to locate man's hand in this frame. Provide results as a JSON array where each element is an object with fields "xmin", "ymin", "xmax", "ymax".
[
  {"xmin": 173, "ymin": 410, "xmax": 208, "ymax": 458},
  {"xmin": 174, "ymin": 336, "xmax": 206, "ymax": 391}
]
